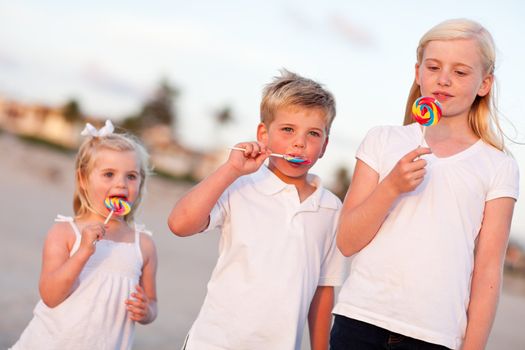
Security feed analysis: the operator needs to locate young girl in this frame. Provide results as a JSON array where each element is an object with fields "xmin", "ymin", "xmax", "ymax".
[
  {"xmin": 10, "ymin": 120, "xmax": 158, "ymax": 350},
  {"xmin": 331, "ymin": 19, "xmax": 519, "ymax": 350}
]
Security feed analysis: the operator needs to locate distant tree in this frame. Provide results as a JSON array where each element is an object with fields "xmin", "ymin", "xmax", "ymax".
[
  {"xmin": 212, "ymin": 104, "xmax": 235, "ymax": 147},
  {"xmin": 62, "ymin": 99, "xmax": 83, "ymax": 123},
  {"xmin": 122, "ymin": 79, "xmax": 179, "ymax": 135},
  {"xmin": 331, "ymin": 165, "xmax": 352, "ymax": 201},
  {"xmin": 215, "ymin": 105, "xmax": 234, "ymax": 126}
]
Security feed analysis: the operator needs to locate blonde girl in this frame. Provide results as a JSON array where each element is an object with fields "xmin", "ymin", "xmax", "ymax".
[
  {"xmin": 10, "ymin": 120, "xmax": 158, "ymax": 350},
  {"xmin": 332, "ymin": 19, "xmax": 519, "ymax": 350}
]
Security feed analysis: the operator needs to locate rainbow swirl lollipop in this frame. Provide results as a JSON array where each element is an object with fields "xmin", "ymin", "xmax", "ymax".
[
  {"xmin": 105, "ymin": 197, "xmax": 131, "ymax": 215},
  {"xmin": 412, "ymin": 96, "xmax": 442, "ymax": 126},
  {"xmin": 104, "ymin": 197, "xmax": 131, "ymax": 224}
]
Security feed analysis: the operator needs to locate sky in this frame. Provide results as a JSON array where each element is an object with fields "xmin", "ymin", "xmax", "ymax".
[{"xmin": 1, "ymin": 0, "xmax": 524, "ymax": 243}]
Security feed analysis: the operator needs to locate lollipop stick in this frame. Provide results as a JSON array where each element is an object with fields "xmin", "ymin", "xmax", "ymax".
[
  {"xmin": 420, "ymin": 126, "xmax": 427, "ymax": 147},
  {"xmin": 104, "ymin": 210, "xmax": 114, "ymax": 225},
  {"xmin": 229, "ymin": 146, "xmax": 284, "ymax": 159}
]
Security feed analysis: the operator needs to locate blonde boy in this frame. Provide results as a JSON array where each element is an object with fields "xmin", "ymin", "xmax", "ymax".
[{"xmin": 168, "ymin": 69, "xmax": 346, "ymax": 350}]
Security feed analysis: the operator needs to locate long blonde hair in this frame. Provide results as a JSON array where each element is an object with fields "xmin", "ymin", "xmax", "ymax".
[
  {"xmin": 74, "ymin": 132, "xmax": 150, "ymax": 223},
  {"xmin": 403, "ymin": 18, "xmax": 505, "ymax": 151}
]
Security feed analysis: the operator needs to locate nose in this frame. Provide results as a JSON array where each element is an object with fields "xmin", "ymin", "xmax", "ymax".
[
  {"xmin": 293, "ymin": 134, "xmax": 306, "ymax": 149},
  {"xmin": 115, "ymin": 175, "xmax": 127, "ymax": 188},
  {"xmin": 437, "ymin": 70, "xmax": 451, "ymax": 87}
]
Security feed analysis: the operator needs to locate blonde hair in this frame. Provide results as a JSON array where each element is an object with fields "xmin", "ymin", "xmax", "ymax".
[
  {"xmin": 403, "ymin": 18, "xmax": 505, "ymax": 151},
  {"xmin": 260, "ymin": 69, "xmax": 336, "ymax": 133},
  {"xmin": 74, "ymin": 131, "xmax": 150, "ymax": 223}
]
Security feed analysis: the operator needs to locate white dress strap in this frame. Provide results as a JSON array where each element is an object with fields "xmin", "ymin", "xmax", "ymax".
[
  {"xmin": 134, "ymin": 223, "xmax": 152, "ymax": 266},
  {"xmin": 54, "ymin": 215, "xmax": 82, "ymax": 256},
  {"xmin": 54, "ymin": 214, "xmax": 74, "ymax": 223}
]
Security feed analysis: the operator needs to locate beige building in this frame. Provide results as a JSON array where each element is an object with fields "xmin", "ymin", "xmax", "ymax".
[{"xmin": 0, "ymin": 97, "xmax": 222, "ymax": 181}]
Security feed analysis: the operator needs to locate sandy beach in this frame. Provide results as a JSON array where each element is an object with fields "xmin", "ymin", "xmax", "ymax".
[{"xmin": 1, "ymin": 132, "xmax": 524, "ymax": 350}]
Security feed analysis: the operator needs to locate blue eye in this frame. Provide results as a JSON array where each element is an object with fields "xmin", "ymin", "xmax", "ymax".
[
  {"xmin": 104, "ymin": 172, "xmax": 114, "ymax": 178},
  {"xmin": 282, "ymin": 127, "xmax": 293, "ymax": 133},
  {"xmin": 309, "ymin": 131, "xmax": 321, "ymax": 137},
  {"xmin": 128, "ymin": 174, "xmax": 138, "ymax": 180}
]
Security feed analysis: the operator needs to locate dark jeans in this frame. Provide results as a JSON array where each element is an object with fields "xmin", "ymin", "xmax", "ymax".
[{"xmin": 330, "ymin": 315, "xmax": 451, "ymax": 350}]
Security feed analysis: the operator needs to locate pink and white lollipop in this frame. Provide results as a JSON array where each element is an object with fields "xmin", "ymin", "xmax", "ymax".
[{"xmin": 230, "ymin": 146, "xmax": 311, "ymax": 165}]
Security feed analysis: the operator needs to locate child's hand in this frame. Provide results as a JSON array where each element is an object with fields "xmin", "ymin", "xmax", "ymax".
[
  {"xmin": 79, "ymin": 223, "xmax": 106, "ymax": 253},
  {"xmin": 228, "ymin": 141, "xmax": 271, "ymax": 175},
  {"xmin": 384, "ymin": 147, "xmax": 432, "ymax": 195},
  {"xmin": 126, "ymin": 284, "xmax": 152, "ymax": 323}
]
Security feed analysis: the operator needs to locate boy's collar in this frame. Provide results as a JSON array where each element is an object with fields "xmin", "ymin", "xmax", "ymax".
[
  {"xmin": 250, "ymin": 165, "xmax": 339, "ymax": 209},
  {"xmin": 249, "ymin": 165, "xmax": 286, "ymax": 195}
]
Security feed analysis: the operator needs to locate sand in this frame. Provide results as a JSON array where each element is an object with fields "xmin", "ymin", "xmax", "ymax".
[{"xmin": 1, "ymin": 132, "xmax": 524, "ymax": 350}]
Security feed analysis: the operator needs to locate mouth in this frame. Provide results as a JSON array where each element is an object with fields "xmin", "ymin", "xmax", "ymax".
[
  {"xmin": 105, "ymin": 196, "xmax": 132, "ymax": 216},
  {"xmin": 432, "ymin": 91, "xmax": 453, "ymax": 102},
  {"xmin": 283, "ymin": 154, "xmax": 312, "ymax": 165},
  {"xmin": 109, "ymin": 194, "xmax": 129, "ymax": 201}
]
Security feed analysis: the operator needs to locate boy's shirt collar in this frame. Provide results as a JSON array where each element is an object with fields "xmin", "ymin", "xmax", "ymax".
[{"xmin": 249, "ymin": 165, "xmax": 339, "ymax": 210}]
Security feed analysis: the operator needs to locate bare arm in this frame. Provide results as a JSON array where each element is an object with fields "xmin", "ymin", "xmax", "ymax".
[
  {"xmin": 461, "ymin": 197, "xmax": 515, "ymax": 350},
  {"xmin": 39, "ymin": 222, "xmax": 104, "ymax": 307},
  {"xmin": 337, "ymin": 147, "xmax": 432, "ymax": 256},
  {"xmin": 167, "ymin": 142, "xmax": 270, "ymax": 236},
  {"xmin": 308, "ymin": 286, "xmax": 334, "ymax": 350}
]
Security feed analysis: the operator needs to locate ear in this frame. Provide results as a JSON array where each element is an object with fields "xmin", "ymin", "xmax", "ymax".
[
  {"xmin": 414, "ymin": 63, "xmax": 421, "ymax": 86},
  {"xmin": 477, "ymin": 74, "xmax": 493, "ymax": 97},
  {"xmin": 256, "ymin": 122, "xmax": 268, "ymax": 144},
  {"xmin": 318, "ymin": 136, "xmax": 330, "ymax": 159},
  {"xmin": 77, "ymin": 169, "xmax": 87, "ymax": 190}
]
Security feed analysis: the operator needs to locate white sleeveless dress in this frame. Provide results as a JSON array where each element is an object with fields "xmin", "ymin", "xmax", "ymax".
[{"xmin": 10, "ymin": 215, "xmax": 151, "ymax": 350}]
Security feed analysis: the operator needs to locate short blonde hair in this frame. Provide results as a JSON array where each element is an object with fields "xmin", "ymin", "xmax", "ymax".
[
  {"xmin": 403, "ymin": 18, "xmax": 505, "ymax": 151},
  {"xmin": 74, "ymin": 131, "xmax": 150, "ymax": 223},
  {"xmin": 260, "ymin": 69, "xmax": 336, "ymax": 133}
]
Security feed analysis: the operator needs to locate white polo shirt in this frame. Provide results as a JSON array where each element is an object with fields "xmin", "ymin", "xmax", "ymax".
[{"xmin": 185, "ymin": 165, "xmax": 346, "ymax": 350}]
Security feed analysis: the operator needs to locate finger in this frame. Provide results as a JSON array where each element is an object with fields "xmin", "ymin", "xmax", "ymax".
[
  {"xmin": 241, "ymin": 143, "xmax": 253, "ymax": 155},
  {"xmin": 134, "ymin": 284, "xmax": 145, "ymax": 294},
  {"xmin": 127, "ymin": 307, "xmax": 146, "ymax": 320},
  {"xmin": 258, "ymin": 143, "xmax": 272, "ymax": 156},
  {"xmin": 412, "ymin": 168, "xmax": 427, "ymax": 181},
  {"xmin": 130, "ymin": 292, "xmax": 146, "ymax": 303},
  {"xmin": 126, "ymin": 301, "xmax": 145, "ymax": 316},
  {"xmin": 409, "ymin": 158, "xmax": 428, "ymax": 171},
  {"xmin": 97, "ymin": 229, "xmax": 104, "ymax": 241},
  {"xmin": 250, "ymin": 143, "xmax": 261, "ymax": 157},
  {"xmin": 404, "ymin": 147, "xmax": 432, "ymax": 162}
]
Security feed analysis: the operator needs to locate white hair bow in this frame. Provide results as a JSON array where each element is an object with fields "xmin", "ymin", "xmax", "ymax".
[{"xmin": 80, "ymin": 120, "xmax": 115, "ymax": 137}]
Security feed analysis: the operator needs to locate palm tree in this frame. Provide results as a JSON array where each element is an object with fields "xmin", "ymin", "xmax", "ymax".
[{"xmin": 122, "ymin": 78, "xmax": 179, "ymax": 135}]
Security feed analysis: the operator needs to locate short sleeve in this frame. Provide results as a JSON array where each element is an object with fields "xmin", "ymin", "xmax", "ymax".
[
  {"xmin": 318, "ymin": 207, "xmax": 348, "ymax": 286},
  {"xmin": 206, "ymin": 188, "xmax": 229, "ymax": 232},
  {"xmin": 487, "ymin": 156, "xmax": 520, "ymax": 201},
  {"xmin": 356, "ymin": 126, "xmax": 386, "ymax": 173}
]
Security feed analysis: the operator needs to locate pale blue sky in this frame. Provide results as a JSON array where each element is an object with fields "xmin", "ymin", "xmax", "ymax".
[{"xmin": 1, "ymin": 0, "xmax": 524, "ymax": 242}]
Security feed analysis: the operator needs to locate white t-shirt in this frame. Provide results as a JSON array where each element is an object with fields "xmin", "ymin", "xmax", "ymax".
[
  {"xmin": 333, "ymin": 124, "xmax": 519, "ymax": 349},
  {"xmin": 185, "ymin": 165, "xmax": 346, "ymax": 350}
]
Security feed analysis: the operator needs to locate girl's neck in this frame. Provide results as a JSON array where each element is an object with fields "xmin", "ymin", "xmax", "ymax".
[
  {"xmin": 424, "ymin": 117, "xmax": 479, "ymax": 157},
  {"xmin": 427, "ymin": 113, "xmax": 477, "ymax": 140}
]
